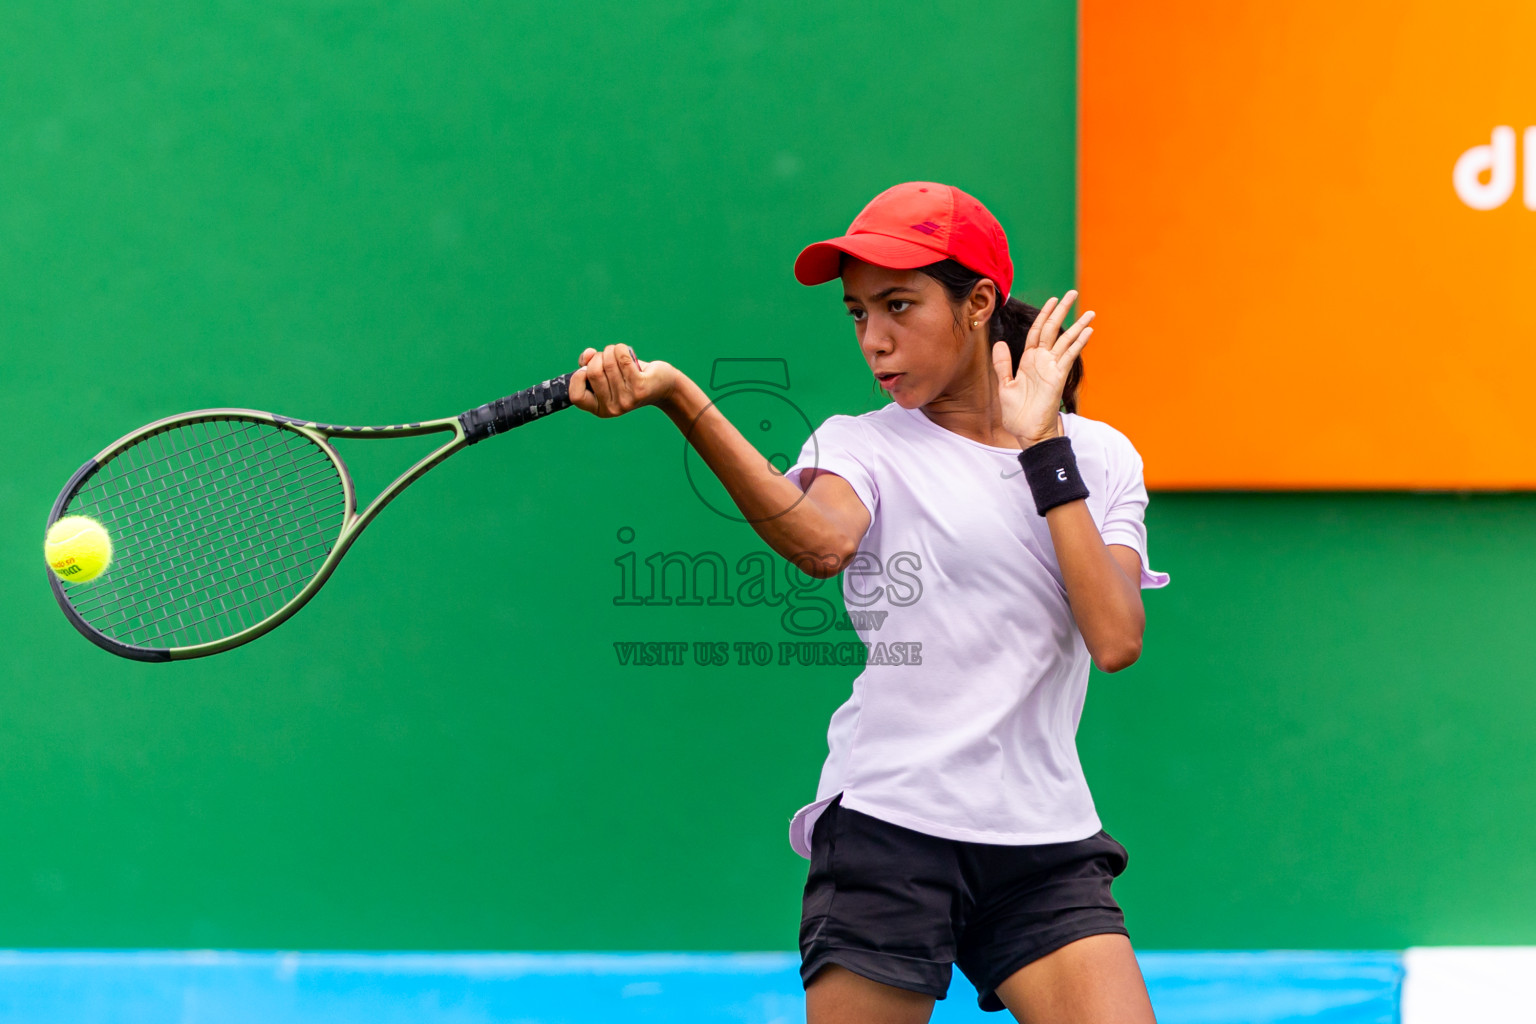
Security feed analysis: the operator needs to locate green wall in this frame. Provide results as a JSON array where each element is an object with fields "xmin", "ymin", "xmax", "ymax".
[
  {"xmin": 1087, "ymin": 493, "xmax": 1536, "ymax": 948},
  {"xmin": 2, "ymin": 0, "xmax": 1528, "ymax": 953}
]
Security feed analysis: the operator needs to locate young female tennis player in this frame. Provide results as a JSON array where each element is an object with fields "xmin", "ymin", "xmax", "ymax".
[{"xmin": 569, "ymin": 181, "xmax": 1169, "ymax": 1023}]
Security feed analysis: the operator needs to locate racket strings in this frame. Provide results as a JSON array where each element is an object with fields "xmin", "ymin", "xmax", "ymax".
[
  {"xmin": 128, "ymin": 534, "xmax": 342, "ymax": 645},
  {"xmin": 73, "ymin": 420, "xmax": 273, "ymax": 504},
  {"xmin": 60, "ymin": 418, "xmax": 347, "ymax": 649},
  {"xmin": 66, "ymin": 422, "xmax": 323, "ymax": 635},
  {"xmin": 72, "ymin": 421, "xmax": 320, "ymax": 595},
  {"xmin": 68, "ymin": 428, "xmax": 339, "ymax": 604},
  {"xmin": 72, "ymin": 485, "xmax": 341, "ymax": 613},
  {"xmin": 101, "ymin": 423, "xmax": 343, "ymax": 644},
  {"xmin": 71, "ymin": 430, "xmax": 332, "ymax": 580},
  {"xmin": 74, "ymin": 425, "xmax": 343, "ymax": 646},
  {"xmin": 74, "ymin": 420, "xmax": 320, "ymax": 547},
  {"xmin": 84, "ymin": 489, "xmax": 339, "ymax": 629},
  {"xmin": 75, "ymin": 486, "xmax": 341, "ymax": 631}
]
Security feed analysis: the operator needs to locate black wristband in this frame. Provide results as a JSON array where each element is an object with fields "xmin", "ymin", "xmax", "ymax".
[{"xmin": 1018, "ymin": 435, "xmax": 1090, "ymax": 515}]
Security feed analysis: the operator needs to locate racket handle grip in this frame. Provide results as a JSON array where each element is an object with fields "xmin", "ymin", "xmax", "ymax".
[{"xmin": 460, "ymin": 371, "xmax": 576, "ymax": 444}]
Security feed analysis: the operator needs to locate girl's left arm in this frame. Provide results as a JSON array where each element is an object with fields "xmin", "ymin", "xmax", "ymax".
[
  {"xmin": 990, "ymin": 287, "xmax": 1145, "ymax": 671},
  {"xmin": 1042, "ymin": 506, "xmax": 1145, "ymax": 672}
]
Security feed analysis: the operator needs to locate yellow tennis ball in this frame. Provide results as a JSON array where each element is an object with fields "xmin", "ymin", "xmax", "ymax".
[{"xmin": 45, "ymin": 515, "xmax": 114, "ymax": 583}]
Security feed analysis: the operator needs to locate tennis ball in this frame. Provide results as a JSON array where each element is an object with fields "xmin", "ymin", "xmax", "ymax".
[{"xmin": 45, "ymin": 515, "xmax": 113, "ymax": 583}]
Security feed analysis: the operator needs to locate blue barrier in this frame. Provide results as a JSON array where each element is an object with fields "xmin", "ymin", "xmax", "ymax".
[
  {"xmin": 0, "ymin": 949, "xmax": 1403, "ymax": 1023},
  {"xmin": 1137, "ymin": 952, "xmax": 1402, "ymax": 1024}
]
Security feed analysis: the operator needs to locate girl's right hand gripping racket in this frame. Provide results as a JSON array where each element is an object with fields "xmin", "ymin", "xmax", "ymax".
[{"xmin": 45, "ymin": 371, "xmax": 577, "ymax": 662}]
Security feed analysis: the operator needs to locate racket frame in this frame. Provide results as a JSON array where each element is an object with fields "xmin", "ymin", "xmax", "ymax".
[
  {"xmin": 47, "ymin": 409, "xmax": 470, "ymax": 662},
  {"xmin": 47, "ymin": 370, "xmax": 574, "ymax": 662}
]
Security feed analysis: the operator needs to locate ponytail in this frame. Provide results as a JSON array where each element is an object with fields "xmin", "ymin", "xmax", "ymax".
[{"xmin": 917, "ymin": 258, "xmax": 1084, "ymax": 414}]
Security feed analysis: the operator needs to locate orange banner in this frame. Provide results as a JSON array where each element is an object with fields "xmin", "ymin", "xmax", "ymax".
[{"xmin": 1079, "ymin": 1, "xmax": 1536, "ymax": 488}]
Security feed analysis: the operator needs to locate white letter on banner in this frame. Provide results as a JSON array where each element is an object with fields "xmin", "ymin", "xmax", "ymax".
[
  {"xmin": 1525, "ymin": 128, "xmax": 1536, "ymax": 210},
  {"xmin": 1453, "ymin": 126, "xmax": 1516, "ymax": 210}
]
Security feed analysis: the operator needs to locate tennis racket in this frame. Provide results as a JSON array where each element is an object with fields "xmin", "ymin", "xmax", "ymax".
[{"xmin": 45, "ymin": 372, "xmax": 577, "ymax": 662}]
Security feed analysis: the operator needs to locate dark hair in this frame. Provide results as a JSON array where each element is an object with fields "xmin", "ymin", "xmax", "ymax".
[{"xmin": 917, "ymin": 258, "xmax": 1084, "ymax": 414}]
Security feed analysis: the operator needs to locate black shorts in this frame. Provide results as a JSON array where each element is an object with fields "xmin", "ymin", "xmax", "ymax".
[{"xmin": 799, "ymin": 793, "xmax": 1130, "ymax": 1013}]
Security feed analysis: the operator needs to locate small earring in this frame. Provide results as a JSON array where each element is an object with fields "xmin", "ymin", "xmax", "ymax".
[{"xmin": 971, "ymin": 320, "xmax": 979, "ymax": 328}]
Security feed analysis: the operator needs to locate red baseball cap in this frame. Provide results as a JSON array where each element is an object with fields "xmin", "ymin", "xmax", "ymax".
[{"xmin": 793, "ymin": 181, "xmax": 1013, "ymax": 300}]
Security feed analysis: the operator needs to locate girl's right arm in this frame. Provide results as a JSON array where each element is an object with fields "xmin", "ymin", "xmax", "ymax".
[{"xmin": 572, "ymin": 343, "xmax": 869, "ymax": 579}]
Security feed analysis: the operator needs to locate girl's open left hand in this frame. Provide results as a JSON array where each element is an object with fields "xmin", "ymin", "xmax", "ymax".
[{"xmin": 992, "ymin": 289, "xmax": 1094, "ymax": 447}]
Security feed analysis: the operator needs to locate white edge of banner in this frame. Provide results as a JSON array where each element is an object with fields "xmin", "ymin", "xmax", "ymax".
[{"xmin": 1402, "ymin": 946, "xmax": 1536, "ymax": 1024}]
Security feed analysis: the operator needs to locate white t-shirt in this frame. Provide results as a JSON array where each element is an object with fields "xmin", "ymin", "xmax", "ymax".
[{"xmin": 781, "ymin": 401, "xmax": 1170, "ymax": 860}]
